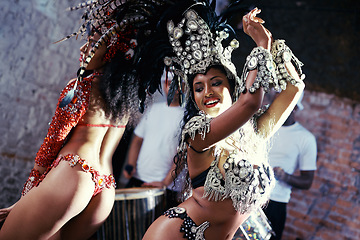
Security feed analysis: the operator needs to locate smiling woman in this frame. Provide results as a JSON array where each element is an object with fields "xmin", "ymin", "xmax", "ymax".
[
  {"xmin": 193, "ymin": 67, "xmax": 233, "ymax": 117},
  {"xmin": 140, "ymin": 2, "xmax": 305, "ymax": 240}
]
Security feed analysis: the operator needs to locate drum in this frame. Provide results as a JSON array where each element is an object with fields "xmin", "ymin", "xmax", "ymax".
[
  {"xmin": 97, "ymin": 187, "xmax": 166, "ymax": 240},
  {"xmin": 233, "ymin": 208, "xmax": 274, "ymax": 240}
]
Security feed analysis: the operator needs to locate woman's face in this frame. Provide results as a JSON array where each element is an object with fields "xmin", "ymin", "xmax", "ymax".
[
  {"xmin": 193, "ymin": 67, "xmax": 232, "ymax": 117},
  {"xmin": 79, "ymin": 33, "xmax": 107, "ymax": 70}
]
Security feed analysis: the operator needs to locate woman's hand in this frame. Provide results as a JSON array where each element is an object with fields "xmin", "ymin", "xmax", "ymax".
[
  {"xmin": 273, "ymin": 167, "xmax": 288, "ymax": 182},
  {"xmin": 242, "ymin": 8, "xmax": 272, "ymax": 50}
]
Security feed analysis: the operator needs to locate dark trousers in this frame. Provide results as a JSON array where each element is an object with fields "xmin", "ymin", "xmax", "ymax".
[
  {"xmin": 263, "ymin": 200, "xmax": 287, "ymax": 240},
  {"xmin": 125, "ymin": 177, "xmax": 145, "ymax": 188},
  {"xmin": 125, "ymin": 177, "xmax": 181, "ymax": 209}
]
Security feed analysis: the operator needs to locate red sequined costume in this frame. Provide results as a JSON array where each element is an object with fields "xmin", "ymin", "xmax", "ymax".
[{"xmin": 22, "ymin": 73, "xmax": 116, "ymax": 196}]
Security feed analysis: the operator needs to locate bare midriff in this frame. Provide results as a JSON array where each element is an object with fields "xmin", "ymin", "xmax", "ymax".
[{"xmin": 178, "ymin": 187, "xmax": 250, "ymax": 240}]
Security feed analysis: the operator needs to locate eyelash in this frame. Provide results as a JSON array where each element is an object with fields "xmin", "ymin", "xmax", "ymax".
[
  {"xmin": 194, "ymin": 80, "xmax": 222, "ymax": 92},
  {"xmin": 213, "ymin": 81, "xmax": 222, "ymax": 86}
]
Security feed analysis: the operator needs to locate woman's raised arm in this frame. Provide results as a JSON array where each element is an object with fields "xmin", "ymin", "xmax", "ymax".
[{"xmin": 256, "ymin": 51, "xmax": 305, "ymax": 139}]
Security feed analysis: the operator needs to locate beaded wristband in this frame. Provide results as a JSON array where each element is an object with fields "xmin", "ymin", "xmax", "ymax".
[
  {"xmin": 271, "ymin": 39, "xmax": 305, "ymax": 90},
  {"xmin": 22, "ymin": 168, "xmax": 41, "ymax": 196},
  {"xmin": 240, "ymin": 46, "xmax": 277, "ymax": 94}
]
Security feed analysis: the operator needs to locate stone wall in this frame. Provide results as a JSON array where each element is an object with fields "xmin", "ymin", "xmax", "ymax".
[{"xmin": 0, "ymin": 0, "xmax": 82, "ymax": 204}]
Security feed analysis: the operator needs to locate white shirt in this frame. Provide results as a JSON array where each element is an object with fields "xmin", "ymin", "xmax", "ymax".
[
  {"xmin": 133, "ymin": 102, "xmax": 184, "ymax": 190},
  {"xmin": 268, "ymin": 122, "xmax": 317, "ymax": 203}
]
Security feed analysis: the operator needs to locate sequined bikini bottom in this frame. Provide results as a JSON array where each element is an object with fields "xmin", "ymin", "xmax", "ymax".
[
  {"xmin": 163, "ymin": 207, "xmax": 210, "ymax": 240},
  {"xmin": 39, "ymin": 154, "xmax": 116, "ymax": 197}
]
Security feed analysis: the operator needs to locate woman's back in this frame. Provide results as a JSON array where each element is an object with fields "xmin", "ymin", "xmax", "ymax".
[{"xmin": 61, "ymin": 75, "xmax": 127, "ymax": 172}]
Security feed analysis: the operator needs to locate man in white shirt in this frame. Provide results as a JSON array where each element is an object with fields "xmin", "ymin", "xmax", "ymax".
[
  {"xmin": 263, "ymin": 93, "xmax": 317, "ymax": 240},
  {"xmin": 123, "ymin": 69, "xmax": 185, "ymax": 208}
]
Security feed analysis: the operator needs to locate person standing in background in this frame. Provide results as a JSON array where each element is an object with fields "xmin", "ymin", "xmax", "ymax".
[
  {"xmin": 263, "ymin": 92, "xmax": 317, "ymax": 240},
  {"xmin": 123, "ymin": 69, "xmax": 185, "ymax": 208}
]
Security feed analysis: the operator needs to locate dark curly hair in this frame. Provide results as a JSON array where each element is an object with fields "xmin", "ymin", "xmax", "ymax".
[{"xmin": 99, "ymin": 50, "xmax": 144, "ymax": 126}]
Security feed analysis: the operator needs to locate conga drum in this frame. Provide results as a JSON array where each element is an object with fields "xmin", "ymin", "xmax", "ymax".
[
  {"xmin": 97, "ymin": 187, "xmax": 166, "ymax": 240},
  {"xmin": 233, "ymin": 208, "xmax": 274, "ymax": 240}
]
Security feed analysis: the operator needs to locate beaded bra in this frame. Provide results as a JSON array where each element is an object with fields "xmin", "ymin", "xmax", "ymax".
[
  {"xmin": 203, "ymin": 149, "xmax": 273, "ymax": 214},
  {"xmin": 179, "ymin": 112, "xmax": 274, "ymax": 214}
]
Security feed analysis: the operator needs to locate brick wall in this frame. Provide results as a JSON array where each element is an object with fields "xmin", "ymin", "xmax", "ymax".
[
  {"xmin": 0, "ymin": 0, "xmax": 81, "ymax": 204},
  {"xmin": 283, "ymin": 91, "xmax": 360, "ymax": 240}
]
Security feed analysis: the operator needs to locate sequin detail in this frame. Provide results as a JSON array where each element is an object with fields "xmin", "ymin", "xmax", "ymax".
[
  {"xmin": 163, "ymin": 207, "xmax": 210, "ymax": 240},
  {"xmin": 51, "ymin": 154, "xmax": 116, "ymax": 196},
  {"xmin": 240, "ymin": 47, "xmax": 277, "ymax": 94},
  {"xmin": 22, "ymin": 168, "xmax": 41, "ymax": 196},
  {"xmin": 203, "ymin": 151, "xmax": 273, "ymax": 214},
  {"xmin": 178, "ymin": 111, "xmax": 211, "ymax": 153},
  {"xmin": 34, "ymin": 75, "xmax": 94, "ymax": 168},
  {"xmin": 271, "ymin": 39, "xmax": 304, "ymax": 89}
]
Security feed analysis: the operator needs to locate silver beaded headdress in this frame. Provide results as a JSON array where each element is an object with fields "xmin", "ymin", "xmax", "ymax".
[
  {"xmin": 58, "ymin": 0, "xmax": 256, "ymax": 110},
  {"xmin": 164, "ymin": 6, "xmax": 243, "ymax": 101}
]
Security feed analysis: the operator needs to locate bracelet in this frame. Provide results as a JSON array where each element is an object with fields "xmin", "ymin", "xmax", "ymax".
[
  {"xmin": 240, "ymin": 46, "xmax": 277, "ymax": 94},
  {"xmin": 22, "ymin": 168, "xmax": 41, "ymax": 196},
  {"xmin": 271, "ymin": 39, "xmax": 305, "ymax": 89}
]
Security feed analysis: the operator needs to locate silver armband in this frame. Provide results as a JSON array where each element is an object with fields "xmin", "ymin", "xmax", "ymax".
[
  {"xmin": 240, "ymin": 46, "xmax": 277, "ymax": 93},
  {"xmin": 271, "ymin": 39, "xmax": 305, "ymax": 90},
  {"xmin": 178, "ymin": 111, "xmax": 212, "ymax": 153}
]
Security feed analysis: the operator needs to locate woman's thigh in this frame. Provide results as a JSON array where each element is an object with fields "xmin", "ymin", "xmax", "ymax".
[
  {"xmin": 0, "ymin": 161, "xmax": 95, "ymax": 240},
  {"xmin": 53, "ymin": 187, "xmax": 115, "ymax": 240}
]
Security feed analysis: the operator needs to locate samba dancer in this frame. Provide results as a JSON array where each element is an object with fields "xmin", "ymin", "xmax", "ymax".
[
  {"xmin": 139, "ymin": 2, "xmax": 306, "ymax": 239},
  {"xmin": 0, "ymin": 0, "xmax": 170, "ymax": 238}
]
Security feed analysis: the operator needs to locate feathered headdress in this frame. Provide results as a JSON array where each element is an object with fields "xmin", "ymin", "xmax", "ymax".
[
  {"xmin": 57, "ymin": 0, "xmax": 177, "ymax": 111},
  {"xmin": 134, "ymin": 0, "xmax": 251, "ymax": 107},
  {"xmin": 58, "ymin": 0, "xmax": 249, "ymax": 111}
]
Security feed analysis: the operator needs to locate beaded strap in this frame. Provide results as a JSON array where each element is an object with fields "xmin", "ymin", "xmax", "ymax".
[
  {"xmin": 239, "ymin": 46, "xmax": 277, "ymax": 94},
  {"xmin": 163, "ymin": 207, "xmax": 187, "ymax": 219},
  {"xmin": 63, "ymin": 154, "xmax": 117, "ymax": 190},
  {"xmin": 271, "ymin": 39, "xmax": 305, "ymax": 90},
  {"xmin": 163, "ymin": 207, "xmax": 210, "ymax": 240}
]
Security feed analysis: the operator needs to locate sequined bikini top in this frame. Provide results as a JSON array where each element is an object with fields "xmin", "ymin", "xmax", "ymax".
[
  {"xmin": 34, "ymin": 74, "xmax": 97, "ymax": 168},
  {"xmin": 179, "ymin": 112, "xmax": 274, "ymax": 214},
  {"xmin": 203, "ymin": 149, "xmax": 273, "ymax": 214}
]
